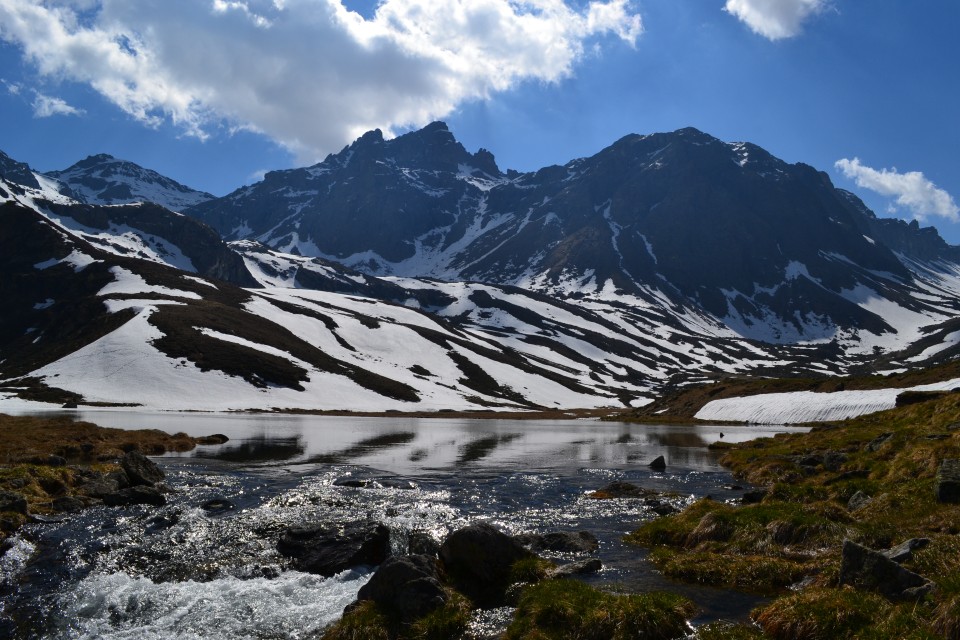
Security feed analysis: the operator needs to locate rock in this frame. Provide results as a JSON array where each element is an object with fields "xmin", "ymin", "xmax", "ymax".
[
  {"xmin": 741, "ymin": 489, "xmax": 768, "ymax": 504},
  {"xmin": 355, "ymin": 554, "xmax": 446, "ymax": 622},
  {"xmin": 647, "ymin": 500, "xmax": 680, "ymax": 516},
  {"xmin": 935, "ymin": 459, "xmax": 960, "ymax": 503},
  {"xmin": 277, "ymin": 521, "xmax": 391, "ymax": 577},
  {"xmin": 883, "ymin": 538, "xmax": 931, "ymax": 563},
  {"xmin": 51, "ymin": 496, "xmax": 86, "ymax": 513},
  {"xmin": 408, "ymin": 530, "xmax": 441, "ymax": 556},
  {"xmin": 0, "ymin": 491, "xmax": 28, "ymax": 515},
  {"xmin": 864, "ymin": 433, "xmax": 893, "ymax": 453},
  {"xmin": 197, "ymin": 434, "xmax": 230, "ymax": 444},
  {"xmin": 839, "ymin": 540, "xmax": 933, "ymax": 601},
  {"xmin": 103, "ymin": 486, "xmax": 167, "ymax": 507},
  {"xmin": 515, "ymin": 531, "xmax": 599, "ymax": 554},
  {"xmin": 822, "ymin": 451, "xmax": 848, "ymax": 472},
  {"xmin": 547, "ymin": 559, "xmax": 603, "ymax": 579},
  {"xmin": 847, "ymin": 490, "xmax": 873, "ymax": 511},
  {"xmin": 649, "ymin": 455, "xmax": 666, "ymax": 471},
  {"xmin": 120, "ymin": 451, "xmax": 165, "ymax": 486},
  {"xmin": 333, "ymin": 478, "xmax": 370, "ymax": 488},
  {"xmin": 439, "ymin": 522, "xmax": 535, "ymax": 607},
  {"xmin": 28, "ymin": 455, "xmax": 66, "ymax": 466},
  {"xmin": 590, "ymin": 481, "xmax": 653, "ymax": 499},
  {"xmin": 200, "ymin": 498, "xmax": 235, "ymax": 513},
  {"xmin": 80, "ymin": 473, "xmax": 125, "ymax": 498}
]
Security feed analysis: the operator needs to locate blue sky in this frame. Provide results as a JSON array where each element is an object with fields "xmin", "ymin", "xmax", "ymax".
[{"xmin": 1, "ymin": 1, "xmax": 958, "ymax": 241}]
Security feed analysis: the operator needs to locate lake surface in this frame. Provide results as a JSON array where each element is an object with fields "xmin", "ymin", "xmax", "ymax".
[{"xmin": 0, "ymin": 410, "xmax": 806, "ymax": 639}]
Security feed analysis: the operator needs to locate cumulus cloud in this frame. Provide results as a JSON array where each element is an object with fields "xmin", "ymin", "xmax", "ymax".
[
  {"xmin": 0, "ymin": 0, "xmax": 642, "ymax": 161},
  {"xmin": 31, "ymin": 91, "xmax": 84, "ymax": 118},
  {"xmin": 724, "ymin": 0, "xmax": 827, "ymax": 40},
  {"xmin": 835, "ymin": 157, "xmax": 959, "ymax": 223}
]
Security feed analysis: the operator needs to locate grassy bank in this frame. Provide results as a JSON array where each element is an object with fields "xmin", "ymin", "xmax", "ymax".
[
  {"xmin": 0, "ymin": 413, "xmax": 219, "ymax": 541},
  {"xmin": 627, "ymin": 393, "xmax": 960, "ymax": 638}
]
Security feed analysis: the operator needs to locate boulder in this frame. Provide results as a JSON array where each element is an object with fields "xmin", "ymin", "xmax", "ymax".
[
  {"xmin": 51, "ymin": 496, "xmax": 86, "ymax": 513},
  {"xmin": 277, "ymin": 521, "xmax": 390, "ymax": 577},
  {"xmin": 839, "ymin": 540, "xmax": 933, "ymax": 600},
  {"xmin": 935, "ymin": 459, "xmax": 960, "ymax": 503},
  {"xmin": 439, "ymin": 522, "xmax": 535, "ymax": 607},
  {"xmin": 407, "ymin": 530, "xmax": 441, "ymax": 557},
  {"xmin": 355, "ymin": 554, "xmax": 446, "ymax": 622},
  {"xmin": 515, "ymin": 531, "xmax": 599, "ymax": 554},
  {"xmin": 882, "ymin": 538, "xmax": 930, "ymax": 563},
  {"xmin": 120, "ymin": 451, "xmax": 165, "ymax": 486},
  {"xmin": 741, "ymin": 489, "xmax": 768, "ymax": 504},
  {"xmin": 864, "ymin": 433, "xmax": 893, "ymax": 452},
  {"xmin": 649, "ymin": 455, "xmax": 666, "ymax": 471},
  {"xmin": 0, "ymin": 491, "xmax": 28, "ymax": 515},
  {"xmin": 103, "ymin": 486, "xmax": 167, "ymax": 507}
]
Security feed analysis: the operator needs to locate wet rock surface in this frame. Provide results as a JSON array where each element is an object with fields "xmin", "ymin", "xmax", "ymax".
[
  {"xmin": 515, "ymin": 530, "xmax": 599, "ymax": 554},
  {"xmin": 439, "ymin": 522, "xmax": 534, "ymax": 607},
  {"xmin": 120, "ymin": 451, "xmax": 166, "ymax": 486},
  {"xmin": 277, "ymin": 521, "xmax": 391, "ymax": 576},
  {"xmin": 354, "ymin": 554, "xmax": 446, "ymax": 622}
]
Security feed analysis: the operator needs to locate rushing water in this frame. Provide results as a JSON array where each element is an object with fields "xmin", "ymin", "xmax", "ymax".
[{"xmin": 0, "ymin": 411, "xmax": 805, "ymax": 639}]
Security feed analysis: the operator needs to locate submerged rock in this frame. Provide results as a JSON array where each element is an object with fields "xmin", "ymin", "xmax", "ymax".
[
  {"xmin": 277, "ymin": 521, "xmax": 391, "ymax": 577},
  {"xmin": 589, "ymin": 481, "xmax": 653, "ymax": 499},
  {"xmin": 839, "ymin": 540, "xmax": 933, "ymax": 601},
  {"xmin": 547, "ymin": 558, "xmax": 603, "ymax": 579},
  {"xmin": 102, "ymin": 486, "xmax": 167, "ymax": 507},
  {"xmin": 515, "ymin": 531, "xmax": 599, "ymax": 554}
]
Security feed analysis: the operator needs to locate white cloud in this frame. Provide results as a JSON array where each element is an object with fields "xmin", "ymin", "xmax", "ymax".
[
  {"xmin": 835, "ymin": 157, "xmax": 960, "ymax": 223},
  {"xmin": 31, "ymin": 91, "xmax": 85, "ymax": 118},
  {"xmin": 0, "ymin": 0, "xmax": 642, "ymax": 161},
  {"xmin": 724, "ymin": 0, "xmax": 827, "ymax": 40}
]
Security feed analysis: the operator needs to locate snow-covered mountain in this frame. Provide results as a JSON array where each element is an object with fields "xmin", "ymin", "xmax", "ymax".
[
  {"xmin": 46, "ymin": 154, "xmax": 214, "ymax": 212},
  {"xmin": 188, "ymin": 123, "xmax": 960, "ymax": 355},
  {"xmin": 3, "ymin": 123, "xmax": 960, "ymax": 412}
]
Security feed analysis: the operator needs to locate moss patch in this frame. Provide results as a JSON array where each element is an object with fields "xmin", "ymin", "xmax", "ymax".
[{"xmin": 503, "ymin": 580, "xmax": 695, "ymax": 640}]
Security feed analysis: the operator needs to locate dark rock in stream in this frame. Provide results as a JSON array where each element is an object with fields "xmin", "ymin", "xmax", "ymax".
[
  {"xmin": 277, "ymin": 521, "xmax": 391, "ymax": 576},
  {"xmin": 547, "ymin": 558, "xmax": 603, "ymax": 579},
  {"xmin": 648, "ymin": 455, "xmax": 666, "ymax": 471},
  {"xmin": 102, "ymin": 486, "xmax": 167, "ymax": 507},
  {"xmin": 201, "ymin": 498, "xmax": 236, "ymax": 513},
  {"xmin": 120, "ymin": 451, "xmax": 165, "ymax": 486},
  {"xmin": 515, "ymin": 530, "xmax": 599, "ymax": 554},
  {"xmin": 51, "ymin": 496, "xmax": 86, "ymax": 513},
  {"xmin": 439, "ymin": 522, "xmax": 534, "ymax": 607},
  {"xmin": 590, "ymin": 481, "xmax": 654, "ymax": 499},
  {"xmin": 354, "ymin": 554, "xmax": 446, "ymax": 622},
  {"xmin": 839, "ymin": 540, "xmax": 933, "ymax": 600},
  {"xmin": 408, "ymin": 530, "xmax": 441, "ymax": 556}
]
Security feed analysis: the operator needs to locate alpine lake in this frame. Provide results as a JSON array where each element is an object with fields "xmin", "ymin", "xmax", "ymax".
[{"xmin": 0, "ymin": 410, "xmax": 806, "ymax": 639}]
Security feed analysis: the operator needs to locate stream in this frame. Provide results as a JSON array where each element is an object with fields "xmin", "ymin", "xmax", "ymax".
[{"xmin": 0, "ymin": 411, "xmax": 805, "ymax": 639}]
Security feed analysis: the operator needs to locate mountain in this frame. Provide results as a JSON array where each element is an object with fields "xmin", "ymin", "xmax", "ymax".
[
  {"xmin": 47, "ymin": 154, "xmax": 214, "ymax": 212},
  {"xmin": 188, "ymin": 123, "xmax": 960, "ymax": 351},
  {"xmin": 3, "ymin": 123, "xmax": 960, "ymax": 412}
]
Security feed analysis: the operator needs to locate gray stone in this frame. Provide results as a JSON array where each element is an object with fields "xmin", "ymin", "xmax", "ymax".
[
  {"xmin": 848, "ymin": 490, "xmax": 873, "ymax": 511},
  {"xmin": 120, "ymin": 451, "xmax": 165, "ymax": 486},
  {"xmin": 936, "ymin": 459, "xmax": 960, "ymax": 503},
  {"xmin": 839, "ymin": 540, "xmax": 933, "ymax": 601},
  {"xmin": 883, "ymin": 538, "xmax": 931, "ymax": 563}
]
